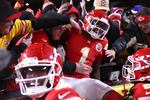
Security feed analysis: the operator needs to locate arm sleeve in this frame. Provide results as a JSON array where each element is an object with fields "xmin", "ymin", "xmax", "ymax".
[
  {"xmin": 111, "ymin": 22, "xmax": 136, "ymax": 53},
  {"xmin": 111, "ymin": 35, "xmax": 128, "ymax": 53},
  {"xmin": 19, "ymin": 11, "xmax": 34, "ymax": 20},
  {"xmin": 31, "ymin": 12, "xmax": 70, "ymax": 30},
  {"xmin": 63, "ymin": 60, "xmax": 76, "ymax": 74}
]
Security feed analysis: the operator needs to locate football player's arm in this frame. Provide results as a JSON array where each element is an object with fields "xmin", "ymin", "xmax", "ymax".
[
  {"xmin": 90, "ymin": 61, "xmax": 100, "ymax": 80},
  {"xmin": 63, "ymin": 60, "xmax": 92, "ymax": 74},
  {"xmin": 63, "ymin": 60, "xmax": 76, "ymax": 74}
]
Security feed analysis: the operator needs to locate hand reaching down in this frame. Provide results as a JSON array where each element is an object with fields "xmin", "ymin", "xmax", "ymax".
[
  {"xmin": 75, "ymin": 62, "xmax": 92, "ymax": 74},
  {"xmin": 105, "ymin": 49, "xmax": 116, "ymax": 62}
]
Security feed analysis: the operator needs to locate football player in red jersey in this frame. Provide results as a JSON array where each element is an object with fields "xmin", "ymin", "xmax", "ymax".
[
  {"xmin": 14, "ymin": 43, "xmax": 123, "ymax": 100},
  {"xmin": 122, "ymin": 48, "xmax": 150, "ymax": 100},
  {"xmin": 64, "ymin": 9, "xmax": 109, "ymax": 78},
  {"xmin": 15, "ymin": 43, "xmax": 83, "ymax": 100},
  {"xmin": 62, "ymin": 9, "xmax": 123, "ymax": 100}
]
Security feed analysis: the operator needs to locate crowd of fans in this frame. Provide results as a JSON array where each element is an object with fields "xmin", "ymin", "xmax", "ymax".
[{"xmin": 0, "ymin": 0, "xmax": 150, "ymax": 100}]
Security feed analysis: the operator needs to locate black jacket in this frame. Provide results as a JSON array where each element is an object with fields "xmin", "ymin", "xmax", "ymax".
[{"xmin": 111, "ymin": 20, "xmax": 149, "ymax": 53}]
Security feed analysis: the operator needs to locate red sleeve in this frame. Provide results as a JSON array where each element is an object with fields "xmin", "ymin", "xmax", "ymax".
[
  {"xmin": 34, "ymin": 9, "xmax": 42, "ymax": 18},
  {"xmin": 133, "ymin": 83, "xmax": 150, "ymax": 100}
]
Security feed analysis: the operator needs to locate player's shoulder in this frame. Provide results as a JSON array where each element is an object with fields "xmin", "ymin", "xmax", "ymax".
[
  {"xmin": 45, "ymin": 87, "xmax": 82, "ymax": 100},
  {"xmin": 133, "ymin": 83, "xmax": 150, "ymax": 99},
  {"xmin": 134, "ymin": 83, "xmax": 148, "ymax": 89}
]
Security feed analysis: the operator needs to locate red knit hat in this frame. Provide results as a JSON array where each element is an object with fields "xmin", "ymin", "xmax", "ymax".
[
  {"xmin": 0, "ymin": 0, "xmax": 21, "ymax": 22},
  {"xmin": 66, "ymin": 4, "xmax": 80, "ymax": 18}
]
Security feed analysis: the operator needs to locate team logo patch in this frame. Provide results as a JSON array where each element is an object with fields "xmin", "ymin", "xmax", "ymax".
[
  {"xmin": 101, "ymin": 0, "xmax": 106, "ymax": 6},
  {"xmin": 96, "ymin": 43, "xmax": 102, "ymax": 52}
]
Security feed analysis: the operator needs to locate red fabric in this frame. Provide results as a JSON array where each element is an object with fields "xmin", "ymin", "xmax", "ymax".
[
  {"xmin": 6, "ymin": 12, "xmax": 22, "ymax": 21},
  {"xmin": 66, "ymin": 6, "xmax": 80, "ymax": 17},
  {"xmin": 14, "ymin": 0, "xmax": 24, "ymax": 10},
  {"xmin": 136, "ymin": 16, "xmax": 150, "ymax": 23},
  {"xmin": 34, "ymin": 9, "xmax": 42, "ymax": 18},
  {"xmin": 104, "ymin": 91, "xmax": 123, "ymax": 100},
  {"xmin": 5, "ymin": 79, "xmax": 20, "ymax": 92},
  {"xmin": 133, "ymin": 83, "xmax": 150, "ymax": 100},
  {"xmin": 65, "ymin": 30, "xmax": 108, "ymax": 78},
  {"xmin": 45, "ymin": 88, "xmax": 82, "ymax": 100},
  {"xmin": 32, "ymin": 30, "xmax": 49, "ymax": 44}
]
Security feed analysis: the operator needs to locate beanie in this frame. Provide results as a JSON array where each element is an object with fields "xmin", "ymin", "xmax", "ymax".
[{"xmin": 93, "ymin": 0, "xmax": 110, "ymax": 11}]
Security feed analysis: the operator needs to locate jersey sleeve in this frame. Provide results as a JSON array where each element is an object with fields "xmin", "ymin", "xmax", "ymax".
[{"xmin": 0, "ymin": 19, "xmax": 32, "ymax": 48}]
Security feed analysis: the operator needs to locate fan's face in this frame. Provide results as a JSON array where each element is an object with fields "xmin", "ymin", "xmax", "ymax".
[
  {"xmin": 137, "ymin": 21, "xmax": 150, "ymax": 34},
  {"xmin": 52, "ymin": 25, "xmax": 65, "ymax": 40}
]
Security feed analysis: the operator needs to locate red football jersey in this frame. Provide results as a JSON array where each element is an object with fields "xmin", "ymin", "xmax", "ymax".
[
  {"xmin": 65, "ymin": 31, "xmax": 108, "ymax": 78},
  {"xmin": 45, "ymin": 87, "xmax": 82, "ymax": 100},
  {"xmin": 133, "ymin": 83, "xmax": 150, "ymax": 100}
]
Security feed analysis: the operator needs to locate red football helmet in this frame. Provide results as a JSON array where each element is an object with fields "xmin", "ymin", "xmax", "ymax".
[
  {"xmin": 32, "ymin": 30, "xmax": 49, "ymax": 44},
  {"xmin": 83, "ymin": 9, "xmax": 110, "ymax": 40},
  {"xmin": 15, "ymin": 43, "xmax": 63, "ymax": 98},
  {"xmin": 122, "ymin": 48, "xmax": 150, "ymax": 82}
]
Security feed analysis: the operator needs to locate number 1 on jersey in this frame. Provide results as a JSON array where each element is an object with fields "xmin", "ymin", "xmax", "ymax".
[{"xmin": 79, "ymin": 47, "xmax": 90, "ymax": 64}]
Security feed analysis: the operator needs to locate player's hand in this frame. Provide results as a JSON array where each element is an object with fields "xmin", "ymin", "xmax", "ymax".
[
  {"xmin": 57, "ymin": 3, "xmax": 70, "ymax": 14},
  {"xmin": 75, "ymin": 62, "xmax": 92, "ymax": 74},
  {"xmin": 70, "ymin": 18, "xmax": 81, "ymax": 33},
  {"xmin": 105, "ymin": 49, "xmax": 116, "ymax": 62},
  {"xmin": 133, "ymin": 43, "xmax": 148, "ymax": 51}
]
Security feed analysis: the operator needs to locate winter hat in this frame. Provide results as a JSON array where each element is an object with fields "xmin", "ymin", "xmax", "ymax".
[
  {"xmin": 0, "ymin": 0, "xmax": 21, "ymax": 22},
  {"xmin": 66, "ymin": 5, "xmax": 80, "ymax": 18},
  {"xmin": 131, "ymin": 5, "xmax": 144, "ymax": 14},
  {"xmin": 42, "ymin": 0, "xmax": 57, "ymax": 13},
  {"xmin": 111, "ymin": 7, "xmax": 124, "ymax": 14},
  {"xmin": 109, "ymin": 13, "xmax": 121, "ymax": 21},
  {"xmin": 93, "ymin": 0, "xmax": 110, "ymax": 11}
]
